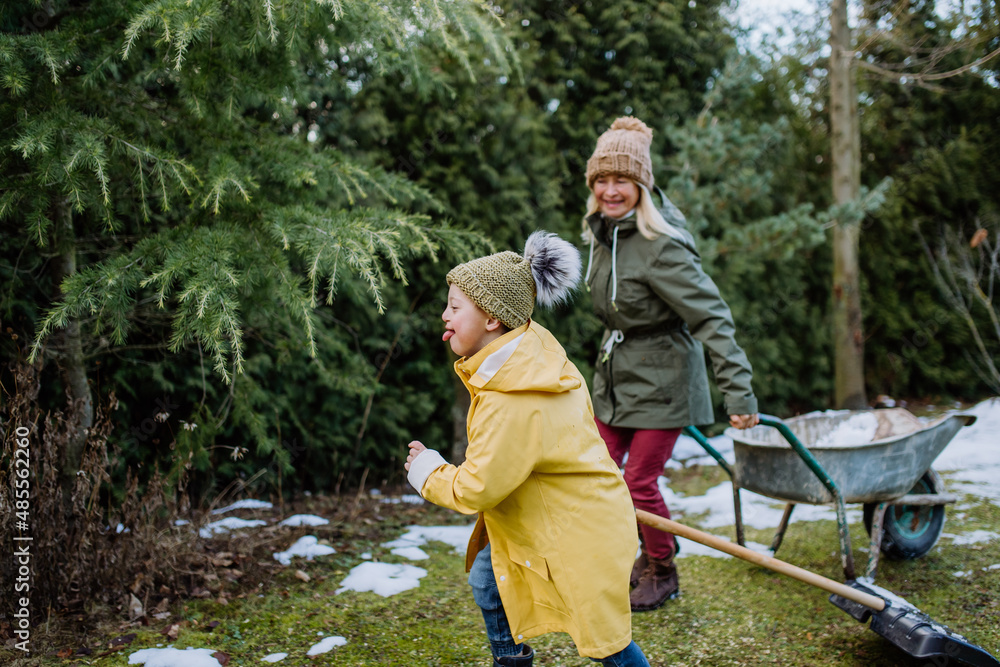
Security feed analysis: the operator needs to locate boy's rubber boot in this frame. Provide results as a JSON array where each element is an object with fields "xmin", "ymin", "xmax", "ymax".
[
  {"xmin": 493, "ymin": 644, "xmax": 533, "ymax": 667},
  {"xmin": 630, "ymin": 558, "xmax": 680, "ymax": 612}
]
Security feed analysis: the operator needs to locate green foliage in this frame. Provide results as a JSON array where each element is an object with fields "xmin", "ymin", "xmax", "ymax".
[
  {"xmin": 4, "ymin": 0, "xmax": 998, "ymax": 507},
  {"xmin": 0, "ymin": 0, "xmax": 506, "ymax": 497},
  {"xmin": 854, "ymin": 0, "xmax": 1000, "ymax": 399}
]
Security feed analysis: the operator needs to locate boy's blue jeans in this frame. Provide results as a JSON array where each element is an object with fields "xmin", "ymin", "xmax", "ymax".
[{"xmin": 469, "ymin": 545, "xmax": 650, "ymax": 666}]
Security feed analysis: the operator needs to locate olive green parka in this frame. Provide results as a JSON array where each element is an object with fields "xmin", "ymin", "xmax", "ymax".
[{"xmin": 584, "ymin": 199, "xmax": 757, "ymax": 429}]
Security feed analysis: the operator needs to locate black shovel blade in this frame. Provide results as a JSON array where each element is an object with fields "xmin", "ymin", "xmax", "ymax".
[{"xmin": 829, "ymin": 580, "xmax": 999, "ymax": 667}]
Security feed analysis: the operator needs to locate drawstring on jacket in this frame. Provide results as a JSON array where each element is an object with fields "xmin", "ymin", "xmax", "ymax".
[
  {"xmin": 584, "ymin": 223, "xmax": 620, "ymax": 313},
  {"xmin": 584, "ymin": 220, "xmax": 624, "ymax": 363}
]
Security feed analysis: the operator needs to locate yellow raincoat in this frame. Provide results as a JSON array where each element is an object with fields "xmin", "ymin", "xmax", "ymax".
[{"xmin": 408, "ymin": 320, "xmax": 639, "ymax": 658}]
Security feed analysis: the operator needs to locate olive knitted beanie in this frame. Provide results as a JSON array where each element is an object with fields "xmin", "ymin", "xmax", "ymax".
[
  {"xmin": 446, "ymin": 231, "xmax": 582, "ymax": 329},
  {"xmin": 585, "ymin": 116, "xmax": 654, "ymax": 190}
]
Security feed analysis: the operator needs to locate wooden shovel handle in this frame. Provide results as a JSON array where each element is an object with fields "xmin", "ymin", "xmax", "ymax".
[{"xmin": 635, "ymin": 509, "xmax": 886, "ymax": 612}]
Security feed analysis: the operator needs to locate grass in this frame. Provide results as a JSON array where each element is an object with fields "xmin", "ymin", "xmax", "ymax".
[{"xmin": 5, "ymin": 469, "xmax": 999, "ymax": 666}]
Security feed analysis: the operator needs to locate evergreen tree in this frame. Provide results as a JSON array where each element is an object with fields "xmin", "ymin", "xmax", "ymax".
[
  {"xmin": 0, "ymin": 0, "xmax": 506, "ymax": 491},
  {"xmin": 855, "ymin": 0, "xmax": 1000, "ymax": 398}
]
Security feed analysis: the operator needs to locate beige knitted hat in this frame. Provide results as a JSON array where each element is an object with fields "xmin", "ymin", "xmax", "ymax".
[
  {"xmin": 446, "ymin": 232, "xmax": 582, "ymax": 330},
  {"xmin": 585, "ymin": 116, "xmax": 654, "ymax": 190}
]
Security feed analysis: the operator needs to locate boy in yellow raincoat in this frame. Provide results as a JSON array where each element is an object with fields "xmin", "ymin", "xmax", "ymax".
[{"xmin": 405, "ymin": 232, "xmax": 650, "ymax": 667}]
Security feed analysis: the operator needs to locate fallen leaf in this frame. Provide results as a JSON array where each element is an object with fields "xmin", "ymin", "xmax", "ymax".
[
  {"xmin": 128, "ymin": 594, "xmax": 144, "ymax": 620},
  {"xmin": 57, "ymin": 648, "xmax": 73, "ymax": 658},
  {"xmin": 213, "ymin": 651, "xmax": 230, "ymax": 665},
  {"xmin": 216, "ymin": 596, "xmax": 229, "ymax": 606},
  {"xmin": 207, "ymin": 621, "xmax": 221, "ymax": 632},
  {"xmin": 109, "ymin": 633, "xmax": 136, "ymax": 647},
  {"xmin": 161, "ymin": 624, "xmax": 181, "ymax": 641},
  {"xmin": 295, "ymin": 570, "xmax": 311, "ymax": 583}
]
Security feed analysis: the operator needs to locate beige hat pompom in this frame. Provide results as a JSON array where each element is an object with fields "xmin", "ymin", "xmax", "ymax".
[{"xmin": 609, "ymin": 116, "xmax": 653, "ymax": 138}]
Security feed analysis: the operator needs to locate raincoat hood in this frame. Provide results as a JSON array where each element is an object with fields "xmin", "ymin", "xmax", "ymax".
[{"xmin": 456, "ymin": 322, "xmax": 581, "ymax": 396}]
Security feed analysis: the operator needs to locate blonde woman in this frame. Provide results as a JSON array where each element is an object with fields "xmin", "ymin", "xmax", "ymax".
[{"xmin": 583, "ymin": 117, "xmax": 759, "ymax": 611}]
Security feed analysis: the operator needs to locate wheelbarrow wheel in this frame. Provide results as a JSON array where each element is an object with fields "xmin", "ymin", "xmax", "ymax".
[{"xmin": 863, "ymin": 470, "xmax": 945, "ymax": 560}]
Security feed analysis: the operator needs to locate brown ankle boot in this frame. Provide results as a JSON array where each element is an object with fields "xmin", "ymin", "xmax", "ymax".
[
  {"xmin": 630, "ymin": 558, "xmax": 680, "ymax": 611},
  {"xmin": 630, "ymin": 549, "xmax": 648, "ymax": 588}
]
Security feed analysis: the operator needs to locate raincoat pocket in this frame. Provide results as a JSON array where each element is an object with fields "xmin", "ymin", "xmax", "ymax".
[{"xmin": 507, "ymin": 541, "xmax": 550, "ymax": 582}]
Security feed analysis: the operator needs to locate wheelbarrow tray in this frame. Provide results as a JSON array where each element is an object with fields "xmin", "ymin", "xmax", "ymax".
[{"xmin": 727, "ymin": 409, "xmax": 975, "ymax": 504}]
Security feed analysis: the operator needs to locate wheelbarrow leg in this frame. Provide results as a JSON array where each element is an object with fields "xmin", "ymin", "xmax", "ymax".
[
  {"xmin": 733, "ymin": 485, "xmax": 746, "ymax": 547},
  {"xmin": 683, "ymin": 425, "xmax": 747, "ymax": 546},
  {"xmin": 835, "ymin": 497, "xmax": 856, "ymax": 581},
  {"xmin": 770, "ymin": 503, "xmax": 795, "ymax": 554},
  {"xmin": 865, "ymin": 502, "xmax": 889, "ymax": 580},
  {"xmin": 757, "ymin": 418, "xmax": 857, "ymax": 581}
]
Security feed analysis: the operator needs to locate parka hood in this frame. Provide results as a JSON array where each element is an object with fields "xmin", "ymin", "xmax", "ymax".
[{"xmin": 456, "ymin": 321, "xmax": 581, "ymax": 395}]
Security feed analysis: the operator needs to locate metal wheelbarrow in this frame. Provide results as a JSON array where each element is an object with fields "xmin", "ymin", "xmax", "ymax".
[
  {"xmin": 684, "ymin": 409, "xmax": 977, "ymax": 581},
  {"xmin": 646, "ymin": 409, "xmax": 997, "ymax": 666}
]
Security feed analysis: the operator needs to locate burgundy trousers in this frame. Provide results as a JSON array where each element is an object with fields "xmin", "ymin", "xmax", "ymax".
[{"xmin": 596, "ymin": 419, "xmax": 681, "ymax": 561}]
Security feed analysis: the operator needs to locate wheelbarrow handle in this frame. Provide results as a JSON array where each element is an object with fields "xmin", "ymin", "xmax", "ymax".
[{"xmin": 635, "ymin": 509, "xmax": 886, "ymax": 612}]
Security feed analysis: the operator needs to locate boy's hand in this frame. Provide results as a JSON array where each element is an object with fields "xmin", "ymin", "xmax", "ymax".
[{"xmin": 404, "ymin": 440, "xmax": 427, "ymax": 471}]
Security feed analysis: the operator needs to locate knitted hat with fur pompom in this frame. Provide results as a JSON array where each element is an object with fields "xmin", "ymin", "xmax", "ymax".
[
  {"xmin": 446, "ymin": 231, "xmax": 581, "ymax": 329},
  {"xmin": 585, "ymin": 116, "xmax": 654, "ymax": 189}
]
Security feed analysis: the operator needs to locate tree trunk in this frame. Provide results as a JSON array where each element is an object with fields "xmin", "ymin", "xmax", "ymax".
[
  {"xmin": 51, "ymin": 198, "xmax": 94, "ymax": 486},
  {"xmin": 829, "ymin": 0, "xmax": 868, "ymax": 409}
]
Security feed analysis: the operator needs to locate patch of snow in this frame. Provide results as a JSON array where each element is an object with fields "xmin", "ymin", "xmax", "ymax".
[
  {"xmin": 855, "ymin": 577, "xmax": 918, "ymax": 612},
  {"xmin": 199, "ymin": 517, "xmax": 267, "ymax": 538},
  {"xmin": 382, "ymin": 524, "xmax": 475, "ymax": 558},
  {"xmin": 674, "ymin": 536, "xmax": 771, "ymax": 560},
  {"xmin": 360, "ymin": 552, "xmax": 372, "ymax": 560},
  {"xmin": 379, "ymin": 494, "xmax": 425, "ymax": 505},
  {"xmin": 943, "ymin": 530, "xmax": 999, "ymax": 546},
  {"xmin": 336, "ymin": 562, "xmax": 427, "ymax": 597},
  {"xmin": 812, "ymin": 412, "xmax": 878, "ymax": 447},
  {"xmin": 985, "ymin": 564, "xmax": 1000, "ymax": 572},
  {"xmin": 390, "ymin": 546, "xmax": 429, "ymax": 560},
  {"xmin": 933, "ymin": 398, "xmax": 1000, "ymax": 501},
  {"xmin": 273, "ymin": 535, "xmax": 336, "ymax": 566},
  {"xmin": 278, "ymin": 514, "xmax": 329, "ymax": 527},
  {"xmin": 673, "ymin": 433, "xmax": 734, "ymax": 464},
  {"xmin": 262, "ymin": 653, "xmax": 288, "ymax": 663},
  {"xmin": 658, "ymin": 479, "xmax": 862, "ymax": 530},
  {"xmin": 306, "ymin": 636, "xmax": 347, "ymax": 656},
  {"xmin": 128, "ymin": 647, "xmax": 223, "ymax": 667},
  {"xmin": 953, "ymin": 570, "xmax": 972, "ymax": 578},
  {"xmin": 211, "ymin": 499, "xmax": 273, "ymax": 515},
  {"xmin": 174, "ymin": 519, "xmax": 190, "ymax": 526}
]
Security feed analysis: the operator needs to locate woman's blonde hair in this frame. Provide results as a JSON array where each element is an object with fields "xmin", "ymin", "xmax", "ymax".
[{"xmin": 582, "ymin": 180, "xmax": 685, "ymax": 243}]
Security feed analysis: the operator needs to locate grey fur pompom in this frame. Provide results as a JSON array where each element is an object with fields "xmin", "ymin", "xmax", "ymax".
[{"xmin": 523, "ymin": 231, "xmax": 581, "ymax": 307}]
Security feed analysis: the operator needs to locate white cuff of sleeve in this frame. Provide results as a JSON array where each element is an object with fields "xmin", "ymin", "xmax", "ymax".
[{"xmin": 406, "ymin": 449, "xmax": 448, "ymax": 496}]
